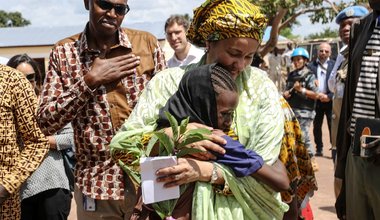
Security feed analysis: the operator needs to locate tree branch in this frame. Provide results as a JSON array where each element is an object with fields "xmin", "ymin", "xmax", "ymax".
[
  {"xmin": 280, "ymin": 7, "xmax": 323, "ymax": 30},
  {"xmin": 259, "ymin": 8, "xmax": 287, "ymax": 57},
  {"xmin": 258, "ymin": 1, "xmax": 337, "ymax": 58},
  {"xmin": 324, "ymin": 0, "xmax": 339, "ymax": 13}
]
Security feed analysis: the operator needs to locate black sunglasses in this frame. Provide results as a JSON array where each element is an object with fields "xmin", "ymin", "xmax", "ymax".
[
  {"xmin": 96, "ymin": 0, "xmax": 130, "ymax": 16},
  {"xmin": 26, "ymin": 73, "xmax": 35, "ymax": 82}
]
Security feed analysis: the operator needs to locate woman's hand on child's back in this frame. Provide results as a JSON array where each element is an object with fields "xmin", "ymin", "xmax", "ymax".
[
  {"xmin": 212, "ymin": 129, "xmax": 226, "ymax": 137},
  {"xmin": 184, "ymin": 123, "xmax": 226, "ymax": 160}
]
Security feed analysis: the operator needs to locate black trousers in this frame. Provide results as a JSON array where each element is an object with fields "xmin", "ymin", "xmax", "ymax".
[
  {"xmin": 21, "ymin": 188, "xmax": 72, "ymax": 220},
  {"xmin": 313, "ymin": 100, "xmax": 332, "ymax": 153}
]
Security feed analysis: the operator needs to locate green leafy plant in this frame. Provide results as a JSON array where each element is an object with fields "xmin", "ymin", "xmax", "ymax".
[
  {"xmin": 112, "ymin": 112, "xmax": 211, "ymax": 219},
  {"xmin": 146, "ymin": 112, "xmax": 211, "ymax": 219},
  {"xmin": 146, "ymin": 112, "xmax": 211, "ymax": 157}
]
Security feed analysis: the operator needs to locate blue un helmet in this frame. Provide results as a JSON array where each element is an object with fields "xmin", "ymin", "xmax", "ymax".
[
  {"xmin": 291, "ymin": 47, "xmax": 310, "ymax": 61},
  {"xmin": 335, "ymin": 5, "xmax": 369, "ymax": 24}
]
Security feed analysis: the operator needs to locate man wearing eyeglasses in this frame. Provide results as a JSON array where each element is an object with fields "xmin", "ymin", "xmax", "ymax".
[
  {"xmin": 165, "ymin": 15, "xmax": 204, "ymax": 67},
  {"xmin": 308, "ymin": 42, "xmax": 335, "ymax": 158},
  {"xmin": 37, "ymin": 0, "xmax": 166, "ymax": 219}
]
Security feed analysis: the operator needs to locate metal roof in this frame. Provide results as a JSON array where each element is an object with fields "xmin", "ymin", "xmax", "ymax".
[{"xmin": 0, "ymin": 21, "xmax": 166, "ymax": 48}]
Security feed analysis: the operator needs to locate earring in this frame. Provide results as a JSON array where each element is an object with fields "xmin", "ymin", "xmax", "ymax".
[{"xmin": 204, "ymin": 48, "xmax": 209, "ymax": 53}]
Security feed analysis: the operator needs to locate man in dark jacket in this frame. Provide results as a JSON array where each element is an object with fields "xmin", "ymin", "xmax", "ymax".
[
  {"xmin": 328, "ymin": 5, "xmax": 369, "ymax": 203},
  {"xmin": 335, "ymin": 0, "xmax": 380, "ymax": 219},
  {"xmin": 308, "ymin": 43, "xmax": 336, "ymax": 156}
]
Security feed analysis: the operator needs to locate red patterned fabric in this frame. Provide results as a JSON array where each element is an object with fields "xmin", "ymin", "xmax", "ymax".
[{"xmin": 38, "ymin": 24, "xmax": 166, "ymax": 200}]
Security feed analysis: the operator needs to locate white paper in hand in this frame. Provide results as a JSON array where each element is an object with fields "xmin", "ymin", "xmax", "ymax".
[{"xmin": 140, "ymin": 156, "xmax": 179, "ymax": 204}]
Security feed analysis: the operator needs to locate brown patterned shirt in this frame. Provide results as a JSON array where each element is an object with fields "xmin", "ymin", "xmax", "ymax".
[
  {"xmin": 38, "ymin": 24, "xmax": 166, "ymax": 200},
  {"xmin": 0, "ymin": 65, "xmax": 49, "ymax": 219}
]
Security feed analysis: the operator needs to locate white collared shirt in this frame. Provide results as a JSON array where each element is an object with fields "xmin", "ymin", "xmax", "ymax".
[
  {"xmin": 167, "ymin": 44, "xmax": 204, "ymax": 67},
  {"xmin": 317, "ymin": 58, "xmax": 329, "ymax": 93}
]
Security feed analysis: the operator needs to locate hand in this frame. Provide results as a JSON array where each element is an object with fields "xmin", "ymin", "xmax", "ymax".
[
  {"xmin": 188, "ymin": 123, "xmax": 226, "ymax": 160},
  {"xmin": 187, "ymin": 138, "xmax": 226, "ymax": 160},
  {"xmin": 156, "ymin": 158, "xmax": 212, "ymax": 187},
  {"xmin": 0, "ymin": 184, "xmax": 10, "ymax": 206},
  {"xmin": 335, "ymin": 183, "xmax": 346, "ymax": 219},
  {"xmin": 169, "ymin": 123, "xmax": 226, "ymax": 160},
  {"xmin": 47, "ymin": 136, "xmax": 57, "ymax": 149},
  {"xmin": 314, "ymin": 79, "xmax": 319, "ymax": 87},
  {"xmin": 293, "ymin": 81, "xmax": 301, "ymax": 92},
  {"xmin": 318, "ymin": 93, "xmax": 330, "ymax": 102},
  {"xmin": 211, "ymin": 129, "xmax": 225, "ymax": 136},
  {"xmin": 84, "ymin": 54, "xmax": 141, "ymax": 89},
  {"xmin": 282, "ymin": 90, "xmax": 291, "ymax": 99}
]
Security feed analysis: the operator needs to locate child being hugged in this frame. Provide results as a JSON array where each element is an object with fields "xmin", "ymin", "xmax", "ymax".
[
  {"xmin": 129, "ymin": 63, "xmax": 290, "ymax": 220},
  {"xmin": 157, "ymin": 63, "xmax": 288, "ymax": 184}
]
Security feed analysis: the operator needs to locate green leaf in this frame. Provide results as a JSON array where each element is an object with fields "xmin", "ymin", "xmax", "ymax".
[
  {"xmin": 177, "ymin": 133, "xmax": 205, "ymax": 149},
  {"xmin": 184, "ymin": 128, "xmax": 211, "ymax": 136},
  {"xmin": 145, "ymin": 135, "xmax": 159, "ymax": 157},
  {"xmin": 176, "ymin": 148, "xmax": 204, "ymax": 158},
  {"xmin": 179, "ymin": 117, "xmax": 189, "ymax": 136},
  {"xmin": 155, "ymin": 131, "xmax": 174, "ymax": 155},
  {"xmin": 151, "ymin": 204, "xmax": 166, "ymax": 219},
  {"xmin": 118, "ymin": 160, "xmax": 141, "ymax": 184},
  {"xmin": 152, "ymin": 200, "xmax": 176, "ymax": 218},
  {"xmin": 150, "ymin": 184, "xmax": 188, "ymax": 217},
  {"xmin": 116, "ymin": 136, "xmax": 143, "ymax": 150},
  {"xmin": 165, "ymin": 111, "xmax": 179, "ymax": 142}
]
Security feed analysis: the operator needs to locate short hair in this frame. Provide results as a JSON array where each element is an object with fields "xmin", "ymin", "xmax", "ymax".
[
  {"xmin": 211, "ymin": 64, "xmax": 237, "ymax": 96},
  {"xmin": 7, "ymin": 54, "xmax": 43, "ymax": 95},
  {"xmin": 318, "ymin": 42, "xmax": 331, "ymax": 50},
  {"xmin": 164, "ymin": 15, "xmax": 190, "ymax": 32}
]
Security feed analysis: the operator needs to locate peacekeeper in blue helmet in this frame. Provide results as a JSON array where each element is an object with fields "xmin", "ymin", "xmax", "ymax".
[
  {"xmin": 329, "ymin": 5, "xmax": 369, "ymax": 219},
  {"xmin": 283, "ymin": 48, "xmax": 320, "ymax": 170},
  {"xmin": 335, "ymin": 5, "xmax": 369, "ymax": 27}
]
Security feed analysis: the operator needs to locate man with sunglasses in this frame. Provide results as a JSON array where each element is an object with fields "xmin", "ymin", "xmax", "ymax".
[
  {"xmin": 37, "ymin": 0, "xmax": 166, "ymax": 219},
  {"xmin": 308, "ymin": 42, "xmax": 336, "ymax": 158}
]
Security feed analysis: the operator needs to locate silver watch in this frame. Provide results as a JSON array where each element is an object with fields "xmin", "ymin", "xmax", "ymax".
[{"xmin": 210, "ymin": 162, "xmax": 218, "ymax": 184}]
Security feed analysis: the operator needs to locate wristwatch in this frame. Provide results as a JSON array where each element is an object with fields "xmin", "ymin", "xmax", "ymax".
[{"xmin": 210, "ymin": 162, "xmax": 218, "ymax": 184}]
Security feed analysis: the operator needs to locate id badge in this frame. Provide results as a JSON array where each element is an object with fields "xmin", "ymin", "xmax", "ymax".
[{"xmin": 83, "ymin": 195, "xmax": 96, "ymax": 211}]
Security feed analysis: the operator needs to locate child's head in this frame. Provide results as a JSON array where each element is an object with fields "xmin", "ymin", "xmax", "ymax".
[
  {"xmin": 291, "ymin": 48, "xmax": 309, "ymax": 70},
  {"xmin": 157, "ymin": 63, "xmax": 238, "ymax": 131},
  {"xmin": 211, "ymin": 65, "xmax": 238, "ymax": 131}
]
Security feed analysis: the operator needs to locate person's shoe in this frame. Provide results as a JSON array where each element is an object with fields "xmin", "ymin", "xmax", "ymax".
[
  {"xmin": 315, "ymin": 151, "xmax": 323, "ymax": 157},
  {"xmin": 311, "ymin": 157, "xmax": 319, "ymax": 172}
]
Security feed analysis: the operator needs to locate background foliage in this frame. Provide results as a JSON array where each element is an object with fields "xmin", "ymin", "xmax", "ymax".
[
  {"xmin": 253, "ymin": 0, "xmax": 368, "ymax": 56},
  {"xmin": 0, "ymin": 10, "xmax": 30, "ymax": 27}
]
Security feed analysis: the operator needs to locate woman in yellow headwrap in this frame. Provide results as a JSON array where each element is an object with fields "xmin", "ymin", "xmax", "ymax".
[{"xmin": 111, "ymin": 0, "xmax": 310, "ymax": 219}]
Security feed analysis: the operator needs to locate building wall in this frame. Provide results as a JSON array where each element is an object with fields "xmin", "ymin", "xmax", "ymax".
[
  {"xmin": 0, "ymin": 45, "xmax": 52, "ymax": 72},
  {"xmin": 1, "ymin": 39, "xmax": 173, "ymax": 72}
]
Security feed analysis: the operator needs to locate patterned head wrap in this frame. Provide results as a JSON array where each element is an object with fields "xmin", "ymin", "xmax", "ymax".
[{"xmin": 187, "ymin": 0, "xmax": 267, "ymax": 47}]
